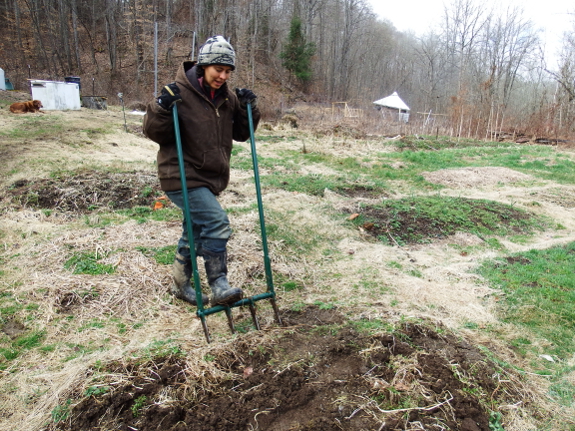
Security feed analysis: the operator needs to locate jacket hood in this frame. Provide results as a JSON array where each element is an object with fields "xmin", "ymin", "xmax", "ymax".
[{"xmin": 179, "ymin": 61, "xmax": 229, "ymax": 99}]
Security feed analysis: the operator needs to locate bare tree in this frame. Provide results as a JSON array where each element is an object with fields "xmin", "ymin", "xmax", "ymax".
[
  {"xmin": 441, "ymin": 0, "xmax": 488, "ymax": 95},
  {"xmin": 70, "ymin": 0, "xmax": 82, "ymax": 72},
  {"xmin": 413, "ymin": 31, "xmax": 449, "ymax": 112},
  {"xmin": 0, "ymin": 0, "xmax": 568, "ymax": 139}
]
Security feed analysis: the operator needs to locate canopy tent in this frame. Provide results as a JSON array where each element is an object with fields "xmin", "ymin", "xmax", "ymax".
[{"xmin": 373, "ymin": 92, "xmax": 410, "ymax": 122}]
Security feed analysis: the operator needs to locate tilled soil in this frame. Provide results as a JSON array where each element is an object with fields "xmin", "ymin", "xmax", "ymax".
[
  {"xmin": 50, "ymin": 307, "xmax": 517, "ymax": 431},
  {"xmin": 5, "ymin": 171, "xmax": 163, "ymax": 212}
]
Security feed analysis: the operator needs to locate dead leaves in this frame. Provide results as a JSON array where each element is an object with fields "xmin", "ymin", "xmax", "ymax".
[{"xmin": 153, "ymin": 196, "xmax": 169, "ymax": 210}]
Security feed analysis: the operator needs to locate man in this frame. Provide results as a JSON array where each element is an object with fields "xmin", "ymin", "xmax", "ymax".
[{"xmin": 143, "ymin": 35, "xmax": 260, "ymax": 306}]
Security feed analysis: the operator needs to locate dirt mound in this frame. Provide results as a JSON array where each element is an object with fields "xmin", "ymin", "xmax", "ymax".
[
  {"xmin": 5, "ymin": 171, "xmax": 162, "ymax": 212},
  {"xmin": 353, "ymin": 196, "xmax": 542, "ymax": 245},
  {"xmin": 50, "ymin": 307, "xmax": 523, "ymax": 431}
]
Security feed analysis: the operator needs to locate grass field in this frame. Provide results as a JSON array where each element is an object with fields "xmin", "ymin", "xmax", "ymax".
[{"xmin": 1, "ymin": 96, "xmax": 575, "ymax": 430}]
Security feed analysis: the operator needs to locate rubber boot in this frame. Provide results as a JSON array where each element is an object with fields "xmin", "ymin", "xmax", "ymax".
[
  {"xmin": 171, "ymin": 252, "xmax": 209, "ymax": 306},
  {"xmin": 203, "ymin": 250, "xmax": 243, "ymax": 306}
]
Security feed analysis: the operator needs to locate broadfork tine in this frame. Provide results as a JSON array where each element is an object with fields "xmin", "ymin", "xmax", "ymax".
[
  {"xmin": 270, "ymin": 298, "xmax": 283, "ymax": 326},
  {"xmin": 201, "ymin": 316, "xmax": 211, "ymax": 343},
  {"xmin": 225, "ymin": 307, "xmax": 235, "ymax": 333},
  {"xmin": 249, "ymin": 302, "xmax": 261, "ymax": 330}
]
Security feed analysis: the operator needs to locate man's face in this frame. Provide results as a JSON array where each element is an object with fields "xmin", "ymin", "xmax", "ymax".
[{"xmin": 203, "ymin": 65, "xmax": 233, "ymax": 90}]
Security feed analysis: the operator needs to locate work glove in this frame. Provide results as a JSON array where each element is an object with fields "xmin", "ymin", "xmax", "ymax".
[
  {"xmin": 157, "ymin": 83, "xmax": 182, "ymax": 110},
  {"xmin": 235, "ymin": 88, "xmax": 257, "ymax": 108}
]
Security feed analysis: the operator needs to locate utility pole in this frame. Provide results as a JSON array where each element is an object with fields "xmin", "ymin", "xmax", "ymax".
[
  {"xmin": 154, "ymin": 22, "xmax": 158, "ymax": 98},
  {"xmin": 191, "ymin": 31, "xmax": 196, "ymax": 61}
]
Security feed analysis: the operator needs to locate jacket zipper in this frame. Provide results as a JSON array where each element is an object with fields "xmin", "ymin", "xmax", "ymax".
[
  {"xmin": 215, "ymin": 98, "xmax": 229, "ymax": 189},
  {"xmin": 215, "ymin": 98, "xmax": 228, "ymax": 118}
]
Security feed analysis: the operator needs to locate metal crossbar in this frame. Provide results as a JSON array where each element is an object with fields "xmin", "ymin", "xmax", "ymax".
[{"xmin": 172, "ymin": 101, "xmax": 281, "ymax": 343}]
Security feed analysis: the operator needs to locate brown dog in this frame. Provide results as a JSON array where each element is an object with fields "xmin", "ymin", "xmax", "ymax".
[{"xmin": 9, "ymin": 100, "xmax": 44, "ymax": 113}]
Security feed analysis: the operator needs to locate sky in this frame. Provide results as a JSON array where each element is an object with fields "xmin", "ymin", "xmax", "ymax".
[{"xmin": 367, "ymin": 0, "xmax": 573, "ymax": 66}]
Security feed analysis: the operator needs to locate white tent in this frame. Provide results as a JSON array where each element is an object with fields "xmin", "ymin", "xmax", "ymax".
[{"xmin": 373, "ymin": 92, "xmax": 410, "ymax": 122}]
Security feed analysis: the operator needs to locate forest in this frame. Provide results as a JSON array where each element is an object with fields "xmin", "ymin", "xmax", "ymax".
[{"xmin": 1, "ymin": 0, "xmax": 575, "ymax": 139}]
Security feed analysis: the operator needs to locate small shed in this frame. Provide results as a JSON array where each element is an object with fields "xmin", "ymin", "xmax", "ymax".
[
  {"xmin": 30, "ymin": 80, "xmax": 81, "ymax": 110},
  {"xmin": 0, "ymin": 68, "xmax": 5, "ymax": 90},
  {"xmin": 373, "ymin": 92, "xmax": 410, "ymax": 123}
]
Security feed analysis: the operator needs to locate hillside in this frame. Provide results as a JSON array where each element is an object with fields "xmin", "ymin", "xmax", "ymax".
[{"xmin": 1, "ymin": 94, "xmax": 575, "ymax": 430}]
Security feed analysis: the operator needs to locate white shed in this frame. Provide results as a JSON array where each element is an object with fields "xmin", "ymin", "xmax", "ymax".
[
  {"xmin": 373, "ymin": 92, "xmax": 410, "ymax": 123},
  {"xmin": 0, "ymin": 68, "xmax": 5, "ymax": 91},
  {"xmin": 30, "ymin": 80, "xmax": 81, "ymax": 110}
]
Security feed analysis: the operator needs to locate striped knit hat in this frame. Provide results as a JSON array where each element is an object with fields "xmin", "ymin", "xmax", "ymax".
[{"xmin": 197, "ymin": 36, "xmax": 236, "ymax": 70}]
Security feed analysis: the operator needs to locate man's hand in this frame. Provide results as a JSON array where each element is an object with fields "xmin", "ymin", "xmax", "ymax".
[
  {"xmin": 235, "ymin": 88, "xmax": 257, "ymax": 107},
  {"xmin": 157, "ymin": 83, "xmax": 182, "ymax": 110}
]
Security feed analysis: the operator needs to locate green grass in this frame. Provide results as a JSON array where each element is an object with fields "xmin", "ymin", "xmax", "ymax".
[
  {"xmin": 135, "ymin": 245, "xmax": 176, "ymax": 265},
  {"xmin": 114, "ymin": 206, "xmax": 181, "ymax": 224},
  {"xmin": 84, "ymin": 207, "xmax": 182, "ymax": 228},
  {"xmin": 255, "ymin": 139, "xmax": 575, "ymax": 195},
  {"xmin": 230, "ymin": 145, "xmax": 300, "ymax": 172},
  {"xmin": 548, "ymin": 379, "xmax": 575, "ymax": 407},
  {"xmin": 81, "ymin": 127, "xmax": 114, "ymax": 136},
  {"xmin": 478, "ymin": 242, "xmax": 575, "ymax": 408},
  {"xmin": 0, "ymin": 286, "xmax": 44, "ymax": 365},
  {"xmin": 13, "ymin": 330, "xmax": 46, "ymax": 349},
  {"xmin": 264, "ymin": 172, "xmax": 346, "ymax": 196},
  {"xmin": 84, "ymin": 385, "xmax": 111, "ymax": 397},
  {"xmin": 0, "ymin": 115, "xmax": 65, "ymax": 139},
  {"xmin": 51, "ymin": 399, "xmax": 72, "ymax": 423},
  {"xmin": 264, "ymin": 208, "xmax": 342, "ymax": 255},
  {"xmin": 225, "ymin": 202, "xmax": 259, "ymax": 216},
  {"xmin": 281, "ymin": 280, "xmax": 304, "ymax": 292},
  {"xmin": 78, "ymin": 319, "xmax": 106, "ymax": 332},
  {"xmin": 477, "ymin": 242, "xmax": 575, "ymax": 359},
  {"xmin": 0, "ymin": 329, "xmax": 46, "ymax": 369},
  {"xmin": 489, "ymin": 411, "xmax": 506, "ymax": 431},
  {"xmin": 393, "ymin": 136, "xmax": 514, "ymax": 151},
  {"xmin": 392, "ymin": 144, "xmax": 575, "ymax": 186},
  {"xmin": 259, "ymin": 150, "xmax": 388, "ymax": 196},
  {"xmin": 0, "ymin": 303, "xmax": 24, "ymax": 319},
  {"xmin": 0, "ymin": 114, "xmax": 113, "ymax": 142},
  {"xmin": 64, "ymin": 251, "xmax": 116, "ymax": 275},
  {"xmin": 254, "ymin": 134, "xmax": 298, "ymax": 144},
  {"xmin": 131, "ymin": 395, "xmax": 147, "ymax": 417},
  {"xmin": 351, "ymin": 195, "xmax": 548, "ymax": 245},
  {"xmin": 138, "ymin": 339, "xmax": 185, "ymax": 358}
]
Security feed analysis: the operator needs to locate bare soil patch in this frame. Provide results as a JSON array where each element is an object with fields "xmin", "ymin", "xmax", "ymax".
[
  {"xmin": 5, "ymin": 171, "xmax": 162, "ymax": 213},
  {"xmin": 50, "ymin": 307, "xmax": 520, "ymax": 431},
  {"xmin": 354, "ymin": 197, "xmax": 541, "ymax": 245}
]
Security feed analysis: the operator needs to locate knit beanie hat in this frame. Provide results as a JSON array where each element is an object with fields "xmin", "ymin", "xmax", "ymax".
[{"xmin": 197, "ymin": 36, "xmax": 236, "ymax": 70}]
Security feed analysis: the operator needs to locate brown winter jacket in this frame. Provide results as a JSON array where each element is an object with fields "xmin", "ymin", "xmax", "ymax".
[{"xmin": 143, "ymin": 61, "xmax": 260, "ymax": 194}]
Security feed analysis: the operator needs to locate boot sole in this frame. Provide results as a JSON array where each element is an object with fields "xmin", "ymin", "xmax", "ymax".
[
  {"xmin": 212, "ymin": 291, "xmax": 243, "ymax": 306},
  {"xmin": 172, "ymin": 291, "xmax": 209, "ymax": 306}
]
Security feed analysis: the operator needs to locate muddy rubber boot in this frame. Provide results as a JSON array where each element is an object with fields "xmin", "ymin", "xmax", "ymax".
[
  {"xmin": 203, "ymin": 250, "xmax": 243, "ymax": 306},
  {"xmin": 171, "ymin": 252, "xmax": 209, "ymax": 306}
]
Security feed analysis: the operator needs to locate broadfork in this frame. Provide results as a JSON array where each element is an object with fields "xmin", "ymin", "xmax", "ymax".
[{"xmin": 172, "ymin": 100, "xmax": 282, "ymax": 343}]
